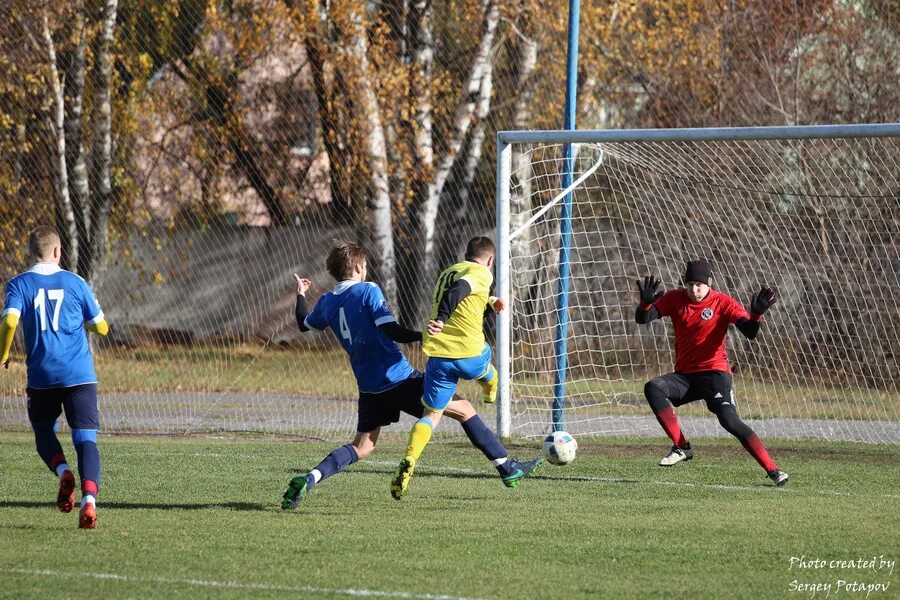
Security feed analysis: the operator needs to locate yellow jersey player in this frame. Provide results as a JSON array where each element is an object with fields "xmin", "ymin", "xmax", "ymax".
[{"xmin": 390, "ymin": 236, "xmax": 540, "ymax": 499}]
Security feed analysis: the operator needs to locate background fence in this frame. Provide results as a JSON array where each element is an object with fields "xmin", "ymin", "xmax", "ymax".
[{"xmin": 0, "ymin": 1, "xmax": 897, "ymax": 439}]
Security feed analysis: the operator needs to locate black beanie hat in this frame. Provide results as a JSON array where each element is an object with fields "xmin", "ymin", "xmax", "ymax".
[{"xmin": 684, "ymin": 259, "xmax": 712, "ymax": 285}]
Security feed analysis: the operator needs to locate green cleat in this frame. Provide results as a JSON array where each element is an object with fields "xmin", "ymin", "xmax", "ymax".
[
  {"xmin": 390, "ymin": 457, "xmax": 416, "ymax": 500},
  {"xmin": 281, "ymin": 475, "xmax": 310, "ymax": 510},
  {"xmin": 501, "ymin": 456, "xmax": 542, "ymax": 488}
]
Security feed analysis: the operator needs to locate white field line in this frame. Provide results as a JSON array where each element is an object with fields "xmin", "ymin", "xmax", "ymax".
[
  {"xmin": 367, "ymin": 461, "xmax": 898, "ymax": 499},
  {"xmin": 115, "ymin": 451, "xmax": 231, "ymax": 458},
  {"xmin": 0, "ymin": 568, "xmax": 484, "ymax": 600}
]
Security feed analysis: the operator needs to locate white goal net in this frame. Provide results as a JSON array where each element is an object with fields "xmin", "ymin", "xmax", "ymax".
[{"xmin": 496, "ymin": 125, "xmax": 900, "ymax": 443}]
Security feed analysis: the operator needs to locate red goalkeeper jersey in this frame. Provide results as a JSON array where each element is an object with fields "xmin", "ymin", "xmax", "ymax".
[{"xmin": 653, "ymin": 288, "xmax": 749, "ymax": 374}]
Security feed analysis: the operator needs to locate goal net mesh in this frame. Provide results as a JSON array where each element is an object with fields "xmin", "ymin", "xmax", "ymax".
[{"xmin": 505, "ymin": 136, "xmax": 899, "ymax": 443}]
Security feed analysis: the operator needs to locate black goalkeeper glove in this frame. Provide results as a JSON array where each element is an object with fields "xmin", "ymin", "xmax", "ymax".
[
  {"xmin": 750, "ymin": 286, "xmax": 777, "ymax": 316},
  {"xmin": 635, "ymin": 275, "xmax": 663, "ymax": 306}
]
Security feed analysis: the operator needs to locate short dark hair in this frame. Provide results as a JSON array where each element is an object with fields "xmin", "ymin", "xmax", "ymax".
[
  {"xmin": 464, "ymin": 236, "xmax": 495, "ymax": 261},
  {"xmin": 326, "ymin": 240, "xmax": 367, "ymax": 281},
  {"xmin": 28, "ymin": 225, "xmax": 61, "ymax": 261}
]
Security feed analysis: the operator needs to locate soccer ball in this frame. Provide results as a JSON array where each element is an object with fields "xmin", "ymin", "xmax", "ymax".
[{"xmin": 543, "ymin": 431, "xmax": 577, "ymax": 465}]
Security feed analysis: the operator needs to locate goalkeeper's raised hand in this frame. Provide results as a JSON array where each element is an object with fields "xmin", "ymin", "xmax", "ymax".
[
  {"xmin": 750, "ymin": 286, "xmax": 777, "ymax": 317},
  {"xmin": 635, "ymin": 275, "xmax": 663, "ymax": 306}
]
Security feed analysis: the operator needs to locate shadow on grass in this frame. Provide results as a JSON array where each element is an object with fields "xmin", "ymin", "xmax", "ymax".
[
  {"xmin": 285, "ymin": 464, "xmax": 502, "ymax": 481},
  {"xmin": 307, "ymin": 463, "xmax": 649, "ymax": 486},
  {"xmin": 0, "ymin": 501, "xmax": 270, "ymax": 511},
  {"xmin": 291, "ymin": 464, "xmax": 791, "ymax": 491}
]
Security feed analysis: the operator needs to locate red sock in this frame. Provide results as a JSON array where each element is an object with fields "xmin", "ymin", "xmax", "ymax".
[
  {"xmin": 654, "ymin": 406, "xmax": 688, "ymax": 448},
  {"xmin": 82, "ymin": 479, "xmax": 99, "ymax": 498},
  {"xmin": 49, "ymin": 453, "xmax": 67, "ymax": 472},
  {"xmin": 740, "ymin": 434, "xmax": 777, "ymax": 472}
]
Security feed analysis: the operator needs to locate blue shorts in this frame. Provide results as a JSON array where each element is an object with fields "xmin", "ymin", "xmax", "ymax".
[
  {"xmin": 357, "ymin": 373, "xmax": 426, "ymax": 433},
  {"xmin": 26, "ymin": 384, "xmax": 100, "ymax": 430},
  {"xmin": 423, "ymin": 343, "xmax": 494, "ymax": 411}
]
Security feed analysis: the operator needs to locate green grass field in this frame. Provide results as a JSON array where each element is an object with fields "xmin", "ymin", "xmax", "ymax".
[{"xmin": 1, "ymin": 432, "xmax": 898, "ymax": 599}]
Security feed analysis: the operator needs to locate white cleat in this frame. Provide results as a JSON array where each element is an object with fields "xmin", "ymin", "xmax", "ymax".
[
  {"xmin": 768, "ymin": 469, "xmax": 789, "ymax": 487},
  {"xmin": 659, "ymin": 445, "xmax": 693, "ymax": 466}
]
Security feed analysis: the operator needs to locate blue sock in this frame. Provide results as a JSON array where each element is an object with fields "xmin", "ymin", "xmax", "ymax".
[
  {"xmin": 461, "ymin": 415, "xmax": 513, "ymax": 476},
  {"xmin": 32, "ymin": 422, "xmax": 65, "ymax": 473},
  {"xmin": 308, "ymin": 444, "xmax": 358, "ymax": 489},
  {"xmin": 72, "ymin": 429, "xmax": 101, "ymax": 492}
]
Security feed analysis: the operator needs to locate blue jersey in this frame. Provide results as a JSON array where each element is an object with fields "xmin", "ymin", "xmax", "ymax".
[
  {"xmin": 304, "ymin": 281, "xmax": 415, "ymax": 394},
  {"xmin": 2, "ymin": 263, "xmax": 104, "ymax": 388}
]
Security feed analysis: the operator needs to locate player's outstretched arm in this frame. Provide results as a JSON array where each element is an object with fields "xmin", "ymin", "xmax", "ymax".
[
  {"xmin": 0, "ymin": 313, "xmax": 19, "ymax": 368},
  {"xmin": 379, "ymin": 322, "xmax": 422, "ymax": 344},
  {"xmin": 293, "ymin": 274, "xmax": 313, "ymax": 332},
  {"xmin": 735, "ymin": 286, "xmax": 776, "ymax": 340},
  {"xmin": 634, "ymin": 275, "xmax": 663, "ymax": 324}
]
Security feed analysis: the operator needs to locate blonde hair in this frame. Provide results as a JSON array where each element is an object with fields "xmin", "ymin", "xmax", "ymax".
[{"xmin": 27, "ymin": 226, "xmax": 61, "ymax": 261}]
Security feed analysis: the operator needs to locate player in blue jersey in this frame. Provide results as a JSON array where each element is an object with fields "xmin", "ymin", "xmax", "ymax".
[
  {"xmin": 1, "ymin": 226, "xmax": 109, "ymax": 529},
  {"xmin": 281, "ymin": 241, "xmax": 540, "ymax": 509}
]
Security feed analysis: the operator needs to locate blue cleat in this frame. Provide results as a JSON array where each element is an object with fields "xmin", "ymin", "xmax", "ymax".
[{"xmin": 501, "ymin": 456, "xmax": 542, "ymax": 488}]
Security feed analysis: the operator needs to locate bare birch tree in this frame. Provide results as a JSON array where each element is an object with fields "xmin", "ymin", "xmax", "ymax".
[
  {"xmin": 83, "ymin": 0, "xmax": 118, "ymax": 284},
  {"xmin": 14, "ymin": 2, "xmax": 118, "ymax": 283},
  {"xmin": 398, "ymin": 0, "xmax": 500, "ymax": 323},
  {"xmin": 347, "ymin": 5, "xmax": 396, "ymax": 307}
]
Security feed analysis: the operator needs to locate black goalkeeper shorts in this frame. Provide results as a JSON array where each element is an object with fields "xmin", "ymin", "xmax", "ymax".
[{"xmin": 649, "ymin": 371, "xmax": 735, "ymax": 413}]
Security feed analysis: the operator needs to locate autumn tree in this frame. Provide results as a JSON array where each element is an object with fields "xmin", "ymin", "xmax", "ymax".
[
  {"xmin": 0, "ymin": 0, "xmax": 122, "ymax": 284},
  {"xmin": 5, "ymin": 0, "xmax": 894, "ymax": 312}
]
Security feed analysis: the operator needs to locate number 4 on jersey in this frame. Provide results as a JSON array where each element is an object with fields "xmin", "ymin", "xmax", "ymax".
[{"xmin": 338, "ymin": 307, "xmax": 352, "ymax": 343}]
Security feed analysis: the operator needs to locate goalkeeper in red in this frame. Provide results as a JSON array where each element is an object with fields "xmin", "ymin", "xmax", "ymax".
[{"xmin": 635, "ymin": 259, "xmax": 788, "ymax": 486}]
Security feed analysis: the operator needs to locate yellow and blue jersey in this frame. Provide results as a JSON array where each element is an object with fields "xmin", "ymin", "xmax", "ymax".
[
  {"xmin": 304, "ymin": 281, "xmax": 415, "ymax": 394},
  {"xmin": 422, "ymin": 261, "xmax": 493, "ymax": 359},
  {"xmin": 2, "ymin": 264, "xmax": 104, "ymax": 388}
]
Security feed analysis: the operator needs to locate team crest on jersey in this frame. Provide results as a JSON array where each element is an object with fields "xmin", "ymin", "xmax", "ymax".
[{"xmin": 700, "ymin": 307, "xmax": 714, "ymax": 320}]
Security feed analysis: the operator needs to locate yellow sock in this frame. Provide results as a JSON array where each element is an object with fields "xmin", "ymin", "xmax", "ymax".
[
  {"xmin": 478, "ymin": 364, "xmax": 497, "ymax": 386},
  {"xmin": 478, "ymin": 366, "xmax": 498, "ymax": 403},
  {"xmin": 404, "ymin": 418, "xmax": 434, "ymax": 461}
]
